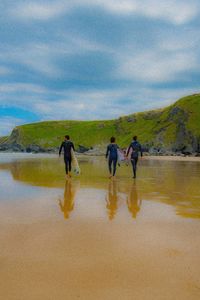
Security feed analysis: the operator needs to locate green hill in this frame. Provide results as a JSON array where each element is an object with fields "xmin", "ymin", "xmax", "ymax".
[
  {"xmin": 1, "ymin": 93, "xmax": 200, "ymax": 154},
  {"xmin": 0, "ymin": 136, "xmax": 9, "ymax": 145}
]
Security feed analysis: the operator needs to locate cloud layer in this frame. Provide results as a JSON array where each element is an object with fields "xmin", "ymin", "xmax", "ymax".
[{"xmin": 0, "ymin": 0, "xmax": 200, "ymax": 135}]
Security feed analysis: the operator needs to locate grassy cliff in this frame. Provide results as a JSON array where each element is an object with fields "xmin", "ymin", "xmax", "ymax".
[
  {"xmin": 2, "ymin": 93, "xmax": 200, "ymax": 153},
  {"xmin": 0, "ymin": 136, "xmax": 9, "ymax": 145}
]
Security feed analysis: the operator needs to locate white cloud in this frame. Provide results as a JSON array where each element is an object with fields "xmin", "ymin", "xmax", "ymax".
[
  {"xmin": 9, "ymin": 0, "xmax": 200, "ymax": 25},
  {"xmin": 134, "ymin": 0, "xmax": 199, "ymax": 25},
  {"xmin": 93, "ymin": 0, "xmax": 200, "ymax": 24},
  {"xmin": 3, "ymin": 2, "xmax": 200, "ymax": 81},
  {"xmin": 30, "ymin": 89, "xmax": 129, "ymax": 120},
  {"xmin": 0, "ymin": 85, "xmax": 133, "ymax": 122},
  {"xmin": 1, "ymin": 84, "xmax": 198, "ymax": 121},
  {"xmin": 0, "ymin": 43, "xmax": 63, "ymax": 77},
  {"xmin": 129, "ymin": 87, "xmax": 200, "ymax": 111},
  {"xmin": 10, "ymin": 1, "xmax": 70, "ymax": 21},
  {"xmin": 117, "ymin": 49, "xmax": 198, "ymax": 82},
  {"xmin": 0, "ymin": 116, "xmax": 24, "ymax": 136},
  {"xmin": 0, "ymin": 36, "xmax": 112, "ymax": 78},
  {"xmin": 1, "ymin": 0, "xmax": 200, "ymax": 137},
  {"xmin": 44, "ymin": 87, "xmax": 200, "ymax": 119},
  {"xmin": 0, "ymin": 83, "xmax": 47, "ymax": 94},
  {"xmin": 158, "ymin": 29, "xmax": 200, "ymax": 52}
]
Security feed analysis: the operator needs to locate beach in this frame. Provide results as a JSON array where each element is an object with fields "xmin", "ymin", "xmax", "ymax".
[{"xmin": 0, "ymin": 153, "xmax": 200, "ymax": 299}]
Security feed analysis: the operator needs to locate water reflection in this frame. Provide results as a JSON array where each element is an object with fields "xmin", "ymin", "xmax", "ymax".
[
  {"xmin": 106, "ymin": 180, "xmax": 119, "ymax": 220},
  {"xmin": 105, "ymin": 180, "xmax": 142, "ymax": 220},
  {"xmin": 58, "ymin": 180, "xmax": 80, "ymax": 219},
  {"xmin": 127, "ymin": 181, "xmax": 142, "ymax": 219},
  {"xmin": 1, "ymin": 155, "xmax": 200, "ymax": 219},
  {"xmin": 57, "ymin": 179, "xmax": 143, "ymax": 221}
]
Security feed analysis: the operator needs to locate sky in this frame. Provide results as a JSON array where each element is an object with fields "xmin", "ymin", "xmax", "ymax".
[{"xmin": 0, "ymin": 0, "xmax": 200, "ymax": 136}]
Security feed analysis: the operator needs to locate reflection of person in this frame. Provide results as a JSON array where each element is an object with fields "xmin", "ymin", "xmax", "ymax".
[
  {"xmin": 106, "ymin": 137, "xmax": 119, "ymax": 179},
  {"xmin": 106, "ymin": 180, "xmax": 118, "ymax": 220},
  {"xmin": 59, "ymin": 135, "xmax": 75, "ymax": 179},
  {"xmin": 127, "ymin": 181, "xmax": 142, "ymax": 219},
  {"xmin": 126, "ymin": 135, "xmax": 143, "ymax": 178},
  {"xmin": 58, "ymin": 180, "xmax": 76, "ymax": 219}
]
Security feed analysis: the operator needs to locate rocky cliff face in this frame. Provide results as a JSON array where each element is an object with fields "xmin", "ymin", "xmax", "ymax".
[
  {"xmin": 0, "ymin": 128, "xmax": 24, "ymax": 152},
  {"xmin": 149, "ymin": 106, "xmax": 198, "ymax": 154}
]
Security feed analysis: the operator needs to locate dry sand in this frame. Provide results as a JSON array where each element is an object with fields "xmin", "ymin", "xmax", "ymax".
[{"xmin": 0, "ymin": 191, "xmax": 200, "ymax": 300}]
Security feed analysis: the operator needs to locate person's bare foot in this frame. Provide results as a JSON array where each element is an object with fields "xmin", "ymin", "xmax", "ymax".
[
  {"xmin": 109, "ymin": 174, "xmax": 112, "ymax": 179},
  {"xmin": 69, "ymin": 172, "xmax": 72, "ymax": 178},
  {"xmin": 66, "ymin": 174, "xmax": 69, "ymax": 180}
]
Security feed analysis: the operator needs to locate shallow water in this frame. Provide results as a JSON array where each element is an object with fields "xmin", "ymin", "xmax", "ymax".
[{"xmin": 0, "ymin": 153, "xmax": 200, "ymax": 299}]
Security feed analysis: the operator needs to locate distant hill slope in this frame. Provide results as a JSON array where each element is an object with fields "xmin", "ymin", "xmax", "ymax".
[
  {"xmin": 0, "ymin": 136, "xmax": 9, "ymax": 145},
  {"xmin": 1, "ymin": 93, "xmax": 200, "ymax": 154}
]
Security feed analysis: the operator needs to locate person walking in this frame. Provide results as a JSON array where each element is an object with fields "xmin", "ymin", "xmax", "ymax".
[
  {"xmin": 106, "ymin": 137, "xmax": 119, "ymax": 179},
  {"xmin": 126, "ymin": 136, "xmax": 143, "ymax": 178},
  {"xmin": 59, "ymin": 135, "xmax": 75, "ymax": 179}
]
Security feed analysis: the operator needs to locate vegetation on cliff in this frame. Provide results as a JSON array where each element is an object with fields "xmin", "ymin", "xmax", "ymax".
[{"xmin": 1, "ymin": 93, "xmax": 200, "ymax": 153}]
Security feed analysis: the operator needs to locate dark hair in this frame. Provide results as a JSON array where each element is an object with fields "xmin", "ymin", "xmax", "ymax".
[
  {"xmin": 133, "ymin": 135, "xmax": 137, "ymax": 141},
  {"xmin": 110, "ymin": 136, "xmax": 115, "ymax": 143},
  {"xmin": 65, "ymin": 135, "xmax": 70, "ymax": 140}
]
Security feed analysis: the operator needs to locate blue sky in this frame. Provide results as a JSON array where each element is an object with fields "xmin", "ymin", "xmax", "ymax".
[{"xmin": 0, "ymin": 0, "xmax": 200, "ymax": 135}]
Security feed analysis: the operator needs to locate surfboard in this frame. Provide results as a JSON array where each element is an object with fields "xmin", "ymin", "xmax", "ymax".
[
  {"xmin": 117, "ymin": 149, "xmax": 126, "ymax": 163},
  {"xmin": 121, "ymin": 146, "xmax": 132, "ymax": 166},
  {"xmin": 71, "ymin": 149, "xmax": 81, "ymax": 175},
  {"xmin": 117, "ymin": 149, "xmax": 130, "ymax": 166}
]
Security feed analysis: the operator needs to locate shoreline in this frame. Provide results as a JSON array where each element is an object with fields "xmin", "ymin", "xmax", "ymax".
[
  {"xmin": 144, "ymin": 155, "xmax": 200, "ymax": 162},
  {"xmin": 0, "ymin": 151, "xmax": 200, "ymax": 163}
]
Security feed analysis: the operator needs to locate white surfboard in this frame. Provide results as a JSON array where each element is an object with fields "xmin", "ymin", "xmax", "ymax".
[
  {"xmin": 117, "ymin": 149, "xmax": 130, "ymax": 166},
  {"xmin": 117, "ymin": 149, "xmax": 126, "ymax": 163},
  {"xmin": 71, "ymin": 149, "xmax": 81, "ymax": 175}
]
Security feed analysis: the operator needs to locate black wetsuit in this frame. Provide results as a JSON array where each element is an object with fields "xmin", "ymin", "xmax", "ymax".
[
  {"xmin": 59, "ymin": 140, "xmax": 75, "ymax": 174},
  {"xmin": 106, "ymin": 143, "xmax": 119, "ymax": 176},
  {"xmin": 127, "ymin": 141, "xmax": 143, "ymax": 178}
]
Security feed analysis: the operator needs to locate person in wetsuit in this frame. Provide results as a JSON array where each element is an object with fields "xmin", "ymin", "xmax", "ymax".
[
  {"xmin": 59, "ymin": 135, "xmax": 75, "ymax": 179},
  {"xmin": 106, "ymin": 136, "xmax": 119, "ymax": 178},
  {"xmin": 127, "ymin": 136, "xmax": 143, "ymax": 178}
]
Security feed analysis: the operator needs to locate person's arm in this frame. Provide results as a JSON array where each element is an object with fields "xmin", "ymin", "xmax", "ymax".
[
  {"xmin": 126, "ymin": 144, "xmax": 131, "ymax": 157},
  {"xmin": 106, "ymin": 145, "xmax": 109, "ymax": 159},
  {"xmin": 71, "ymin": 142, "xmax": 75, "ymax": 151},
  {"xmin": 59, "ymin": 142, "xmax": 64, "ymax": 156},
  {"xmin": 139, "ymin": 143, "xmax": 143, "ymax": 157}
]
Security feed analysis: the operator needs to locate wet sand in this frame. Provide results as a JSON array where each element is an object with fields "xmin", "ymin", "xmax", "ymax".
[
  {"xmin": 0, "ymin": 154, "xmax": 200, "ymax": 299},
  {"xmin": 146, "ymin": 155, "xmax": 200, "ymax": 162}
]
